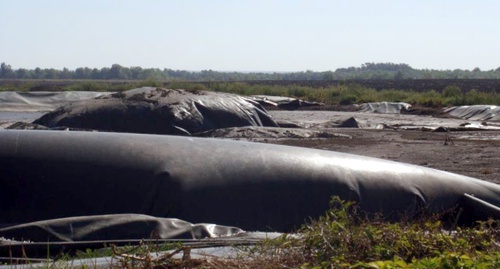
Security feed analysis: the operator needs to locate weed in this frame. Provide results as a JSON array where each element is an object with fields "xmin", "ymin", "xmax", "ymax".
[
  {"xmin": 3, "ymin": 197, "xmax": 499, "ymax": 268},
  {"xmin": 228, "ymin": 197, "xmax": 500, "ymax": 268}
]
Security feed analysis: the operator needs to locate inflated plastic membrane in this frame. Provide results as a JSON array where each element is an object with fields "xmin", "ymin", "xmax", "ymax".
[
  {"xmin": 445, "ymin": 105, "xmax": 500, "ymax": 121},
  {"xmin": 1, "ymin": 130, "xmax": 499, "ymax": 233},
  {"xmin": 0, "ymin": 213, "xmax": 275, "ymax": 260},
  {"xmin": 359, "ymin": 102, "xmax": 411, "ymax": 114}
]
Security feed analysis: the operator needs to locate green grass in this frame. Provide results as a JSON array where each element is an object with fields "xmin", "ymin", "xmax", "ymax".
[
  {"xmin": 2, "ymin": 80, "xmax": 500, "ymax": 106},
  {"xmin": 168, "ymin": 81, "xmax": 500, "ymax": 107}
]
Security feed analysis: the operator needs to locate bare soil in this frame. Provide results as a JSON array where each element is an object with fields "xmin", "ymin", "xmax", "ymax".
[{"xmin": 264, "ymin": 110, "xmax": 500, "ymax": 184}]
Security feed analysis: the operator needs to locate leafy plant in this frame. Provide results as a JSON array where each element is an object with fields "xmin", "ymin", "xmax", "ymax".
[{"xmin": 240, "ymin": 197, "xmax": 500, "ymax": 268}]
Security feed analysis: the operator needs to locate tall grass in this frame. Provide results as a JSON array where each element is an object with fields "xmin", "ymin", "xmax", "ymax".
[
  {"xmin": 2, "ymin": 80, "xmax": 499, "ymax": 106},
  {"xmin": 169, "ymin": 82, "xmax": 500, "ymax": 106}
]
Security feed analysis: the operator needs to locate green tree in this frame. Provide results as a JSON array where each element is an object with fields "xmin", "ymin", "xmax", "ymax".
[
  {"xmin": 16, "ymin": 68, "xmax": 32, "ymax": 79},
  {"xmin": 0, "ymin": 62, "xmax": 14, "ymax": 78},
  {"xmin": 75, "ymin": 67, "xmax": 92, "ymax": 79},
  {"xmin": 394, "ymin": 71, "xmax": 404, "ymax": 80},
  {"xmin": 109, "ymin": 64, "xmax": 125, "ymax": 79},
  {"xmin": 44, "ymin": 68, "xmax": 58, "ymax": 79}
]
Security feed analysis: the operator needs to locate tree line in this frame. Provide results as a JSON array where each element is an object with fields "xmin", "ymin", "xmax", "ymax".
[{"xmin": 2, "ymin": 62, "xmax": 500, "ymax": 81}]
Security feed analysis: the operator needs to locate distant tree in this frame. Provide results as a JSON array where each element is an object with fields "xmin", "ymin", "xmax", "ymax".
[
  {"xmin": 394, "ymin": 71, "xmax": 404, "ymax": 80},
  {"xmin": 75, "ymin": 67, "xmax": 92, "ymax": 79},
  {"xmin": 33, "ymin": 67, "xmax": 44, "ymax": 79},
  {"xmin": 130, "ymin": 66, "xmax": 143, "ymax": 79},
  {"xmin": 90, "ymin": 68, "xmax": 101, "ymax": 79},
  {"xmin": 1, "ymin": 62, "xmax": 14, "ymax": 78},
  {"xmin": 322, "ymin": 71, "xmax": 335, "ymax": 80},
  {"xmin": 44, "ymin": 68, "xmax": 58, "ymax": 79},
  {"xmin": 3, "ymin": 62, "xmax": 500, "ymax": 81},
  {"xmin": 100, "ymin": 67, "xmax": 111, "ymax": 79},
  {"xmin": 16, "ymin": 68, "xmax": 31, "ymax": 79},
  {"xmin": 60, "ymin": 67, "xmax": 72, "ymax": 79},
  {"xmin": 109, "ymin": 64, "xmax": 125, "ymax": 79}
]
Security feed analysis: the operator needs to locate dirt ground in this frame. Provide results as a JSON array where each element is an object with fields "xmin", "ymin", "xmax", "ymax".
[
  {"xmin": 1, "ymin": 108, "xmax": 499, "ymax": 184},
  {"xmin": 264, "ymin": 110, "xmax": 500, "ymax": 184}
]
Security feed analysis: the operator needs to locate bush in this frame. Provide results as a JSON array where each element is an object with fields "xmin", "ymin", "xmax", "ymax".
[
  {"xmin": 339, "ymin": 94, "xmax": 358, "ymax": 105},
  {"xmin": 287, "ymin": 85, "xmax": 309, "ymax": 98},
  {"xmin": 136, "ymin": 78, "xmax": 164, "ymax": 88},
  {"xmin": 443, "ymin": 85, "xmax": 462, "ymax": 98},
  {"xmin": 378, "ymin": 89, "xmax": 412, "ymax": 103},
  {"xmin": 168, "ymin": 81, "xmax": 207, "ymax": 91},
  {"xmin": 241, "ymin": 197, "xmax": 500, "ymax": 268},
  {"xmin": 62, "ymin": 81, "xmax": 115, "ymax": 92},
  {"xmin": 464, "ymin": 89, "xmax": 487, "ymax": 105}
]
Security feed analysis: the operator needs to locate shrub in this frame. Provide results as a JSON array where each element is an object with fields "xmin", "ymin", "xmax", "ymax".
[
  {"xmin": 136, "ymin": 78, "xmax": 164, "ymax": 88},
  {"xmin": 339, "ymin": 94, "xmax": 358, "ymax": 105},
  {"xmin": 378, "ymin": 89, "xmax": 412, "ymax": 103},
  {"xmin": 62, "ymin": 81, "xmax": 115, "ymax": 92},
  {"xmin": 242, "ymin": 197, "xmax": 500, "ymax": 268},
  {"xmin": 443, "ymin": 85, "xmax": 462, "ymax": 98},
  {"xmin": 286, "ymin": 85, "xmax": 309, "ymax": 98},
  {"xmin": 464, "ymin": 89, "xmax": 487, "ymax": 105},
  {"xmin": 168, "ymin": 81, "xmax": 207, "ymax": 91}
]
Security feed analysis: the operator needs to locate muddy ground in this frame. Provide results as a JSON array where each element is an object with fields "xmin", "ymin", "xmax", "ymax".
[{"xmin": 263, "ymin": 110, "xmax": 500, "ymax": 184}]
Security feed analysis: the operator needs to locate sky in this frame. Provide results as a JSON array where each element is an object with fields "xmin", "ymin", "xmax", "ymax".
[{"xmin": 1, "ymin": 0, "xmax": 499, "ymax": 72}]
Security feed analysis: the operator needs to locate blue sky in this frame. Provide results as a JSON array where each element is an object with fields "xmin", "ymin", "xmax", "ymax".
[{"xmin": 1, "ymin": 0, "xmax": 499, "ymax": 71}]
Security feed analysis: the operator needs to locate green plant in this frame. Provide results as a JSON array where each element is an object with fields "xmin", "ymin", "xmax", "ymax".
[
  {"xmin": 168, "ymin": 81, "xmax": 207, "ymax": 91},
  {"xmin": 242, "ymin": 197, "xmax": 500, "ymax": 268},
  {"xmin": 135, "ymin": 77, "xmax": 164, "ymax": 88},
  {"xmin": 3, "ymin": 80, "xmax": 500, "ymax": 106},
  {"xmin": 339, "ymin": 94, "xmax": 358, "ymax": 105},
  {"xmin": 443, "ymin": 86, "xmax": 462, "ymax": 98},
  {"xmin": 463, "ymin": 89, "xmax": 487, "ymax": 105},
  {"xmin": 62, "ymin": 81, "xmax": 107, "ymax": 92}
]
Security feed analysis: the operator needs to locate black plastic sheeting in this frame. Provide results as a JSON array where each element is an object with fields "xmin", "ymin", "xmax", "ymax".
[
  {"xmin": 0, "ymin": 214, "xmax": 244, "ymax": 242},
  {"xmin": 0, "ymin": 214, "xmax": 280, "ymax": 260},
  {"xmin": 445, "ymin": 105, "xmax": 500, "ymax": 121},
  {"xmin": 0, "ymin": 91, "xmax": 110, "ymax": 112},
  {"xmin": 196, "ymin": 126, "xmax": 352, "ymax": 139},
  {"xmin": 251, "ymin": 95, "xmax": 324, "ymax": 110},
  {"xmin": 359, "ymin": 102, "xmax": 412, "ymax": 114},
  {"xmin": 1, "ymin": 130, "xmax": 500, "ymax": 232},
  {"xmin": 33, "ymin": 87, "xmax": 279, "ymax": 135}
]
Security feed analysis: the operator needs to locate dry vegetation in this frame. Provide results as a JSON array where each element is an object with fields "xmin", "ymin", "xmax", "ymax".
[{"xmin": 6, "ymin": 198, "xmax": 498, "ymax": 268}]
